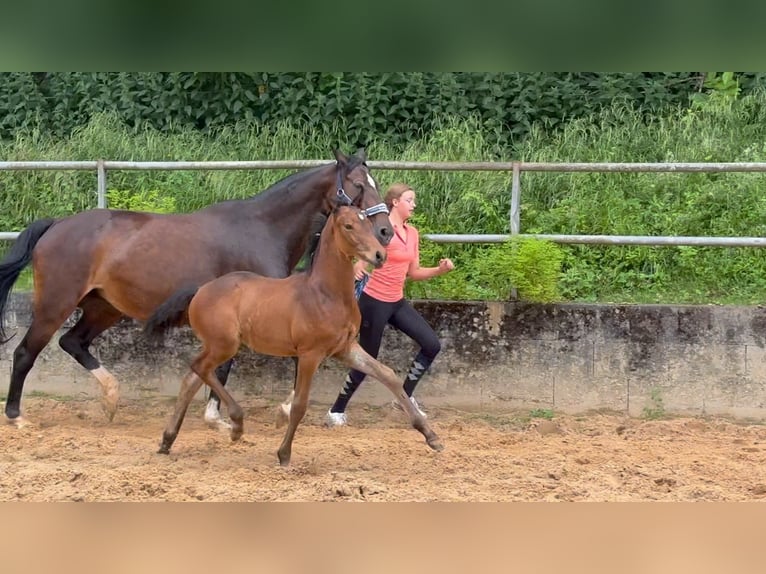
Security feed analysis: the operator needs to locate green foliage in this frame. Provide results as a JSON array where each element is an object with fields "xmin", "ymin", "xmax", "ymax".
[
  {"xmin": 472, "ymin": 238, "xmax": 564, "ymax": 302},
  {"xmin": 642, "ymin": 387, "xmax": 666, "ymax": 420},
  {"xmin": 0, "ymin": 72, "xmax": 706, "ymax": 152},
  {"xmin": 106, "ymin": 189, "xmax": 177, "ymax": 213},
  {"xmin": 8, "ymin": 85, "xmax": 766, "ymax": 305},
  {"xmin": 529, "ymin": 408, "xmax": 554, "ymax": 420}
]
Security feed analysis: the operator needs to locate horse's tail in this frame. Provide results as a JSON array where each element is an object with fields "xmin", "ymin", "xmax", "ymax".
[
  {"xmin": 143, "ymin": 285, "xmax": 201, "ymax": 339},
  {"xmin": 0, "ymin": 218, "xmax": 56, "ymax": 343}
]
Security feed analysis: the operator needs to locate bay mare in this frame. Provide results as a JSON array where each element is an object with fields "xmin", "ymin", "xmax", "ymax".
[
  {"xmin": 0, "ymin": 149, "xmax": 392, "ymax": 427},
  {"xmin": 144, "ymin": 205, "xmax": 443, "ymax": 466}
]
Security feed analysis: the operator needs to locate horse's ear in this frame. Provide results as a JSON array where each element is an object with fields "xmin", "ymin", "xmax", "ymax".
[
  {"xmin": 355, "ymin": 147, "xmax": 367, "ymax": 163},
  {"xmin": 333, "ymin": 149, "xmax": 348, "ymax": 166}
]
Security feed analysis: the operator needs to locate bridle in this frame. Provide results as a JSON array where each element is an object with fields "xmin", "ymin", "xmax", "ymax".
[{"xmin": 335, "ymin": 162, "xmax": 389, "ymax": 217}]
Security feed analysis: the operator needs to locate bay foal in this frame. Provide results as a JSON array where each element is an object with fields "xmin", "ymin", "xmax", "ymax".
[{"xmin": 144, "ymin": 205, "xmax": 443, "ymax": 466}]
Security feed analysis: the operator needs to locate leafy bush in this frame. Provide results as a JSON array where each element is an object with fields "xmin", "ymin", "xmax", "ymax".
[
  {"xmin": 472, "ymin": 238, "xmax": 564, "ymax": 302},
  {"xmin": 106, "ymin": 189, "xmax": 176, "ymax": 213}
]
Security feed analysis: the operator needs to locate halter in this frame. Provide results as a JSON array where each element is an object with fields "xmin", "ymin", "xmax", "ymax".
[{"xmin": 336, "ymin": 163, "xmax": 389, "ymax": 217}]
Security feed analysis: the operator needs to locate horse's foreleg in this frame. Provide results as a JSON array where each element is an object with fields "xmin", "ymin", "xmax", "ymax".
[
  {"xmin": 58, "ymin": 295, "xmax": 123, "ymax": 421},
  {"xmin": 159, "ymin": 370, "xmax": 203, "ymax": 454},
  {"xmin": 203, "ymin": 359, "xmax": 235, "ymax": 431},
  {"xmin": 339, "ymin": 342, "xmax": 443, "ymax": 452},
  {"xmin": 277, "ymin": 354, "xmax": 321, "ymax": 466}
]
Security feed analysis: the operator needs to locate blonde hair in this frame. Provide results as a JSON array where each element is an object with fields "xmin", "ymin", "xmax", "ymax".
[{"xmin": 384, "ymin": 183, "xmax": 413, "ymax": 210}]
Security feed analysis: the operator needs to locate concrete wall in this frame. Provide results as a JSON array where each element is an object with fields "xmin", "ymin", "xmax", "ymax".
[{"xmin": 3, "ymin": 292, "xmax": 766, "ymax": 420}]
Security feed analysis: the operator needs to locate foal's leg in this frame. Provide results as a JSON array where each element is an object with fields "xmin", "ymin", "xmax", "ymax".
[
  {"xmin": 203, "ymin": 358, "xmax": 235, "ymax": 430},
  {"xmin": 193, "ymin": 355, "xmax": 245, "ymax": 442},
  {"xmin": 338, "ymin": 342, "xmax": 443, "ymax": 451},
  {"xmin": 159, "ymin": 356, "xmax": 245, "ymax": 453},
  {"xmin": 58, "ymin": 293, "xmax": 124, "ymax": 421},
  {"xmin": 158, "ymin": 370, "xmax": 204, "ymax": 454},
  {"xmin": 277, "ymin": 353, "xmax": 322, "ymax": 467}
]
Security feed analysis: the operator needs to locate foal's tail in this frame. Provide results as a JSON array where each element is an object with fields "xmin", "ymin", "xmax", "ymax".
[
  {"xmin": 0, "ymin": 218, "xmax": 56, "ymax": 343},
  {"xmin": 143, "ymin": 285, "xmax": 200, "ymax": 339}
]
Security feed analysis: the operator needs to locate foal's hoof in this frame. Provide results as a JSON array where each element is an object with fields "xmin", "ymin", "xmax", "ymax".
[
  {"xmin": 427, "ymin": 437, "xmax": 444, "ymax": 452},
  {"xmin": 230, "ymin": 427, "xmax": 243, "ymax": 442}
]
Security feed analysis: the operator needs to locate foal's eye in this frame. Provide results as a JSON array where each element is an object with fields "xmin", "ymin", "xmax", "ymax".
[{"xmin": 344, "ymin": 223, "xmax": 354, "ymax": 230}]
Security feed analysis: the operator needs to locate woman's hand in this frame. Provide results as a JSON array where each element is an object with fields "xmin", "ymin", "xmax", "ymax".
[
  {"xmin": 438, "ymin": 258, "xmax": 455, "ymax": 274},
  {"xmin": 353, "ymin": 260, "xmax": 369, "ymax": 281}
]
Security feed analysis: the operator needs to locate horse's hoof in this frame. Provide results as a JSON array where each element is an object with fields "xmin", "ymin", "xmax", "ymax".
[
  {"xmin": 230, "ymin": 427, "xmax": 243, "ymax": 442},
  {"xmin": 206, "ymin": 418, "xmax": 232, "ymax": 432},
  {"xmin": 5, "ymin": 416, "xmax": 31, "ymax": 429},
  {"xmin": 101, "ymin": 399, "xmax": 119, "ymax": 422},
  {"xmin": 427, "ymin": 437, "xmax": 444, "ymax": 452}
]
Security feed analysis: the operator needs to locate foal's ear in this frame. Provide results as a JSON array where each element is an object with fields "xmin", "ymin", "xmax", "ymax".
[{"xmin": 333, "ymin": 148, "xmax": 348, "ymax": 166}]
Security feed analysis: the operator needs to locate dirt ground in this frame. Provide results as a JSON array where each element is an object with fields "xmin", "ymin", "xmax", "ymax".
[{"xmin": 2, "ymin": 393, "xmax": 766, "ymax": 502}]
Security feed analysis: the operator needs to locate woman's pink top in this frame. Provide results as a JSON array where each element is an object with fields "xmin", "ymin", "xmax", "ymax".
[{"xmin": 363, "ymin": 223, "xmax": 419, "ymax": 302}]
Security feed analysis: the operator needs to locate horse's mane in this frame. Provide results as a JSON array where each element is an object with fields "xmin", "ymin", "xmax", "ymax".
[
  {"xmin": 293, "ymin": 212, "xmax": 329, "ymax": 273},
  {"xmin": 287, "ymin": 152, "xmax": 368, "ymax": 273},
  {"xmin": 247, "ymin": 153, "xmax": 366, "ymax": 203}
]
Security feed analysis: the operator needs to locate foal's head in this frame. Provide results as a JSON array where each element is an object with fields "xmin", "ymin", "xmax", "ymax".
[{"xmin": 331, "ymin": 206, "xmax": 387, "ymax": 269}]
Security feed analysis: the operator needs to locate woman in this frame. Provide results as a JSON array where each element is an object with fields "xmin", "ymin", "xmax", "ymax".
[{"xmin": 326, "ymin": 182, "xmax": 455, "ymax": 426}]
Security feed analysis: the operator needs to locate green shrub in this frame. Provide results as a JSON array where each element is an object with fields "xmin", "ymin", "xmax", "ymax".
[
  {"xmin": 472, "ymin": 237, "xmax": 564, "ymax": 302},
  {"xmin": 106, "ymin": 189, "xmax": 177, "ymax": 213}
]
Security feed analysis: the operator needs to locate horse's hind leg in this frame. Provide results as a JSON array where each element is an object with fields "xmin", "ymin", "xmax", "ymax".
[
  {"xmin": 5, "ymin": 306, "xmax": 79, "ymax": 425},
  {"xmin": 339, "ymin": 342, "xmax": 443, "ymax": 452},
  {"xmin": 192, "ymin": 364, "xmax": 244, "ymax": 446},
  {"xmin": 202, "ymin": 358, "xmax": 236, "ymax": 430},
  {"xmin": 58, "ymin": 293, "xmax": 124, "ymax": 421}
]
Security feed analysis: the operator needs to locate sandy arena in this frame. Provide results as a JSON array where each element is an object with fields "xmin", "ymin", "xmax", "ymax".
[{"xmin": 2, "ymin": 393, "xmax": 766, "ymax": 502}]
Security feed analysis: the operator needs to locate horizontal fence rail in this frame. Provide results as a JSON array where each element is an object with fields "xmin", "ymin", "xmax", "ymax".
[{"xmin": 3, "ymin": 160, "xmax": 766, "ymax": 246}]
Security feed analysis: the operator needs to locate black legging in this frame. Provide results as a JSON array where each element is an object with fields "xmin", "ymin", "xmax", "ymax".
[{"xmin": 330, "ymin": 291, "xmax": 441, "ymax": 413}]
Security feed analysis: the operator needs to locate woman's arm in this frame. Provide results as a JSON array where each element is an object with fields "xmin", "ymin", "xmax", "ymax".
[{"xmin": 408, "ymin": 257, "xmax": 455, "ymax": 281}]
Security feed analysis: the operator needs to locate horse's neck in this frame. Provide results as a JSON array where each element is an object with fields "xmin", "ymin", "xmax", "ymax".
[
  {"xmin": 260, "ymin": 165, "xmax": 335, "ymax": 268},
  {"xmin": 308, "ymin": 229, "xmax": 355, "ymax": 301},
  {"xmin": 214, "ymin": 164, "xmax": 335, "ymax": 271}
]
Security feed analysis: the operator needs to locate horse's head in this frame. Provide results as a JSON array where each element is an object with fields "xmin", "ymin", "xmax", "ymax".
[
  {"xmin": 332, "ymin": 148, "xmax": 394, "ymax": 247},
  {"xmin": 332, "ymin": 205, "xmax": 387, "ymax": 269}
]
